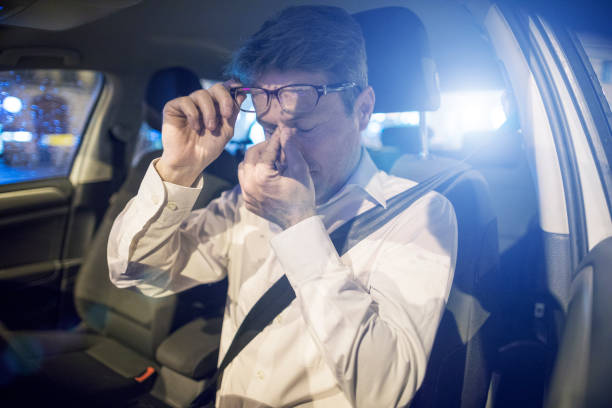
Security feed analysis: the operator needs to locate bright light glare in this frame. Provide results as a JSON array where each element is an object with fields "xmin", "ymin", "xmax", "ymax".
[
  {"xmin": 1, "ymin": 131, "xmax": 33, "ymax": 142},
  {"xmin": 428, "ymin": 90, "xmax": 507, "ymax": 150},
  {"xmin": 371, "ymin": 113, "xmax": 386, "ymax": 122},
  {"xmin": 460, "ymin": 106, "xmax": 482, "ymax": 130},
  {"xmin": 370, "ymin": 112, "xmax": 419, "ymax": 127},
  {"xmin": 2, "ymin": 96, "xmax": 23, "ymax": 114},
  {"xmin": 14, "ymin": 131, "xmax": 32, "ymax": 142},
  {"xmin": 399, "ymin": 112, "xmax": 420, "ymax": 126},
  {"xmin": 490, "ymin": 106, "xmax": 507, "ymax": 128},
  {"xmin": 366, "ymin": 121, "xmax": 382, "ymax": 134}
]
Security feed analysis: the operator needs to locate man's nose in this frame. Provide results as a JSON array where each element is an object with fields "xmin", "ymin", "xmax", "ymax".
[{"xmin": 260, "ymin": 97, "xmax": 299, "ymax": 127}]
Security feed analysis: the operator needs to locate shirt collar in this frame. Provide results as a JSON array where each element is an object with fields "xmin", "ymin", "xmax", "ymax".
[{"xmin": 318, "ymin": 147, "xmax": 387, "ymax": 210}]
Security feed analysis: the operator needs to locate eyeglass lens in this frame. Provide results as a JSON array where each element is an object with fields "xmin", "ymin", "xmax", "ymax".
[{"xmin": 234, "ymin": 86, "xmax": 319, "ymax": 114}]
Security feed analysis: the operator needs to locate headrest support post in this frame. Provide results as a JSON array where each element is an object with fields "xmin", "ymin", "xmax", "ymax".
[{"xmin": 419, "ymin": 112, "xmax": 430, "ymax": 159}]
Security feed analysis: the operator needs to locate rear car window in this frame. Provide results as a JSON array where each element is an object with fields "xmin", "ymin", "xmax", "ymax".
[
  {"xmin": 578, "ymin": 32, "xmax": 612, "ymax": 112},
  {"xmin": 362, "ymin": 89, "xmax": 508, "ymax": 155},
  {"xmin": 0, "ymin": 70, "xmax": 103, "ymax": 184}
]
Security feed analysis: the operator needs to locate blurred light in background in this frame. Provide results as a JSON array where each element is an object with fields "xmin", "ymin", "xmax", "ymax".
[
  {"xmin": 429, "ymin": 90, "xmax": 507, "ymax": 151},
  {"xmin": 41, "ymin": 133, "xmax": 76, "ymax": 147},
  {"xmin": 363, "ymin": 112, "xmax": 421, "ymax": 149},
  {"xmin": 249, "ymin": 122, "xmax": 265, "ymax": 145},
  {"xmin": 2, "ymin": 96, "xmax": 23, "ymax": 114},
  {"xmin": 2, "ymin": 131, "xmax": 33, "ymax": 142},
  {"xmin": 362, "ymin": 90, "xmax": 506, "ymax": 152}
]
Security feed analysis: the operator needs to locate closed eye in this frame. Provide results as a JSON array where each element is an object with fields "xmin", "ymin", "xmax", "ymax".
[{"xmin": 296, "ymin": 124, "xmax": 316, "ymax": 133}]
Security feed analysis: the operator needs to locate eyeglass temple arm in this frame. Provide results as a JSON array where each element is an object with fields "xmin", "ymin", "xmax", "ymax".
[{"xmin": 320, "ymin": 82, "xmax": 358, "ymax": 95}]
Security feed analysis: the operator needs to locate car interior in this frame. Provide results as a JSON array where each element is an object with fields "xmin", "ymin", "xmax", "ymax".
[{"xmin": 0, "ymin": 0, "xmax": 611, "ymax": 407}]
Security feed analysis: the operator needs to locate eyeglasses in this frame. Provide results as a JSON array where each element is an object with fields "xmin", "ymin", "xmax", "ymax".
[{"xmin": 229, "ymin": 82, "xmax": 358, "ymax": 115}]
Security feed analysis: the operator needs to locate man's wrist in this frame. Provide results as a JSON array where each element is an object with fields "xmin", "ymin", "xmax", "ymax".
[
  {"xmin": 281, "ymin": 208, "xmax": 316, "ymax": 230},
  {"xmin": 155, "ymin": 159, "xmax": 202, "ymax": 187},
  {"xmin": 271, "ymin": 215, "xmax": 342, "ymax": 287}
]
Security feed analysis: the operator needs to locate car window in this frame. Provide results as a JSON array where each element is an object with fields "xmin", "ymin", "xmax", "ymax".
[
  {"xmin": 575, "ymin": 31, "xmax": 612, "ymax": 214},
  {"xmin": 577, "ymin": 33, "xmax": 612, "ymax": 112},
  {"xmin": 131, "ymin": 121, "xmax": 163, "ymax": 167},
  {"xmin": 362, "ymin": 90, "xmax": 508, "ymax": 155},
  {"xmin": 0, "ymin": 70, "xmax": 103, "ymax": 185}
]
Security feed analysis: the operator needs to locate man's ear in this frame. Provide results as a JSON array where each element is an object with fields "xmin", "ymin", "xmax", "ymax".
[{"xmin": 353, "ymin": 86, "xmax": 375, "ymax": 131}]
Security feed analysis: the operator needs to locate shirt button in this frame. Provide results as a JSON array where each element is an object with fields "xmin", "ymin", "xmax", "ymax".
[
  {"xmin": 275, "ymin": 316, "xmax": 283, "ymax": 324},
  {"xmin": 166, "ymin": 201, "xmax": 178, "ymax": 211},
  {"xmin": 256, "ymin": 370, "xmax": 265, "ymax": 380},
  {"xmin": 151, "ymin": 194, "xmax": 160, "ymax": 205}
]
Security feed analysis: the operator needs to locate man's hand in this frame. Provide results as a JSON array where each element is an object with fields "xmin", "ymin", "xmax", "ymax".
[
  {"xmin": 238, "ymin": 127, "xmax": 316, "ymax": 229},
  {"xmin": 156, "ymin": 82, "xmax": 243, "ymax": 186}
]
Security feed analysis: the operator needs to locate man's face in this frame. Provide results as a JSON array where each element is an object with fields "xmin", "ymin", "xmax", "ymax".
[{"xmin": 254, "ymin": 70, "xmax": 370, "ymax": 205}]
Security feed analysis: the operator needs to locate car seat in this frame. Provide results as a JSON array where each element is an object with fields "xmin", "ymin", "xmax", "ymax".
[
  {"xmin": 354, "ymin": 8, "xmax": 501, "ymax": 408},
  {"xmin": 0, "ymin": 67, "xmax": 236, "ymax": 407}
]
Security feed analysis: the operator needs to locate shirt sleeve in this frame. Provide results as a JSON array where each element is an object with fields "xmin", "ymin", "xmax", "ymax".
[
  {"xmin": 108, "ymin": 159, "xmax": 238, "ymax": 297},
  {"xmin": 270, "ymin": 192, "xmax": 457, "ymax": 408}
]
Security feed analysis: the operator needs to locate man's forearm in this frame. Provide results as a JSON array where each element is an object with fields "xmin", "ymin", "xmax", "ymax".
[
  {"xmin": 269, "ymin": 195, "xmax": 457, "ymax": 407},
  {"xmin": 108, "ymin": 160, "xmax": 230, "ymax": 297}
]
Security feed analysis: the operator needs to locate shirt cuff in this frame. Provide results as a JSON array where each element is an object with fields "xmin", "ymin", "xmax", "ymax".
[
  {"xmin": 140, "ymin": 158, "xmax": 204, "ymax": 227},
  {"xmin": 270, "ymin": 216, "xmax": 344, "ymax": 288}
]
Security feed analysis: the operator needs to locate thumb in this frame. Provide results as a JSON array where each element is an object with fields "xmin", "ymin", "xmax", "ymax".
[{"xmin": 259, "ymin": 130, "xmax": 282, "ymax": 168}]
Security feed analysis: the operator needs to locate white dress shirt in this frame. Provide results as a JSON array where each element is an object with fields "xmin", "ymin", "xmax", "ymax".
[{"xmin": 108, "ymin": 149, "xmax": 457, "ymax": 408}]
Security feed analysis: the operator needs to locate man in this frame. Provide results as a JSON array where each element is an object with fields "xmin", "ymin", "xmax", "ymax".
[{"xmin": 109, "ymin": 5, "xmax": 457, "ymax": 407}]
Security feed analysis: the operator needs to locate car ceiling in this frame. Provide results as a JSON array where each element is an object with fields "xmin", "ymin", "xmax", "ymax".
[{"xmin": 0, "ymin": 0, "xmax": 503, "ymax": 91}]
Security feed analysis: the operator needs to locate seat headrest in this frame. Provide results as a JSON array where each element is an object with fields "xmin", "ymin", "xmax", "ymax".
[
  {"xmin": 353, "ymin": 7, "xmax": 440, "ymax": 113},
  {"xmin": 145, "ymin": 67, "xmax": 201, "ymax": 130}
]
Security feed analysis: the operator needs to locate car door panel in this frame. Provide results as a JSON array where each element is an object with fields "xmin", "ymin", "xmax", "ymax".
[
  {"xmin": 545, "ymin": 236, "xmax": 612, "ymax": 408},
  {"xmin": 0, "ymin": 178, "xmax": 73, "ymax": 329}
]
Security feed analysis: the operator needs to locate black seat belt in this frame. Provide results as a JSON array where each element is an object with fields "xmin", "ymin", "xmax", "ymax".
[{"xmin": 191, "ymin": 164, "xmax": 466, "ymax": 407}]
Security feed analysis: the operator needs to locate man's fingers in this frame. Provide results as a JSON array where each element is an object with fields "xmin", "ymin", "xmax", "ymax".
[
  {"xmin": 223, "ymin": 79, "xmax": 246, "ymax": 107},
  {"xmin": 242, "ymin": 142, "xmax": 266, "ymax": 166},
  {"xmin": 237, "ymin": 161, "xmax": 247, "ymax": 189},
  {"xmin": 165, "ymin": 97, "xmax": 202, "ymax": 133},
  {"xmin": 208, "ymin": 84, "xmax": 235, "ymax": 119},
  {"xmin": 259, "ymin": 130, "xmax": 282, "ymax": 167},
  {"xmin": 238, "ymin": 161, "xmax": 260, "ymax": 208},
  {"xmin": 189, "ymin": 90, "xmax": 219, "ymax": 131},
  {"xmin": 222, "ymin": 80, "xmax": 246, "ymax": 124}
]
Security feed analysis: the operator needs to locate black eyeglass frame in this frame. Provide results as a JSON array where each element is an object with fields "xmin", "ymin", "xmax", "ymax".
[{"xmin": 229, "ymin": 82, "xmax": 359, "ymax": 114}]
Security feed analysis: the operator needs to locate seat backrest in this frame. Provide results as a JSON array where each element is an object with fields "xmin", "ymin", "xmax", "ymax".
[
  {"xmin": 75, "ymin": 149, "xmax": 235, "ymax": 358},
  {"xmin": 74, "ymin": 67, "xmax": 236, "ymax": 359},
  {"xmin": 392, "ymin": 156, "xmax": 500, "ymax": 407},
  {"xmin": 353, "ymin": 8, "xmax": 502, "ymax": 407}
]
